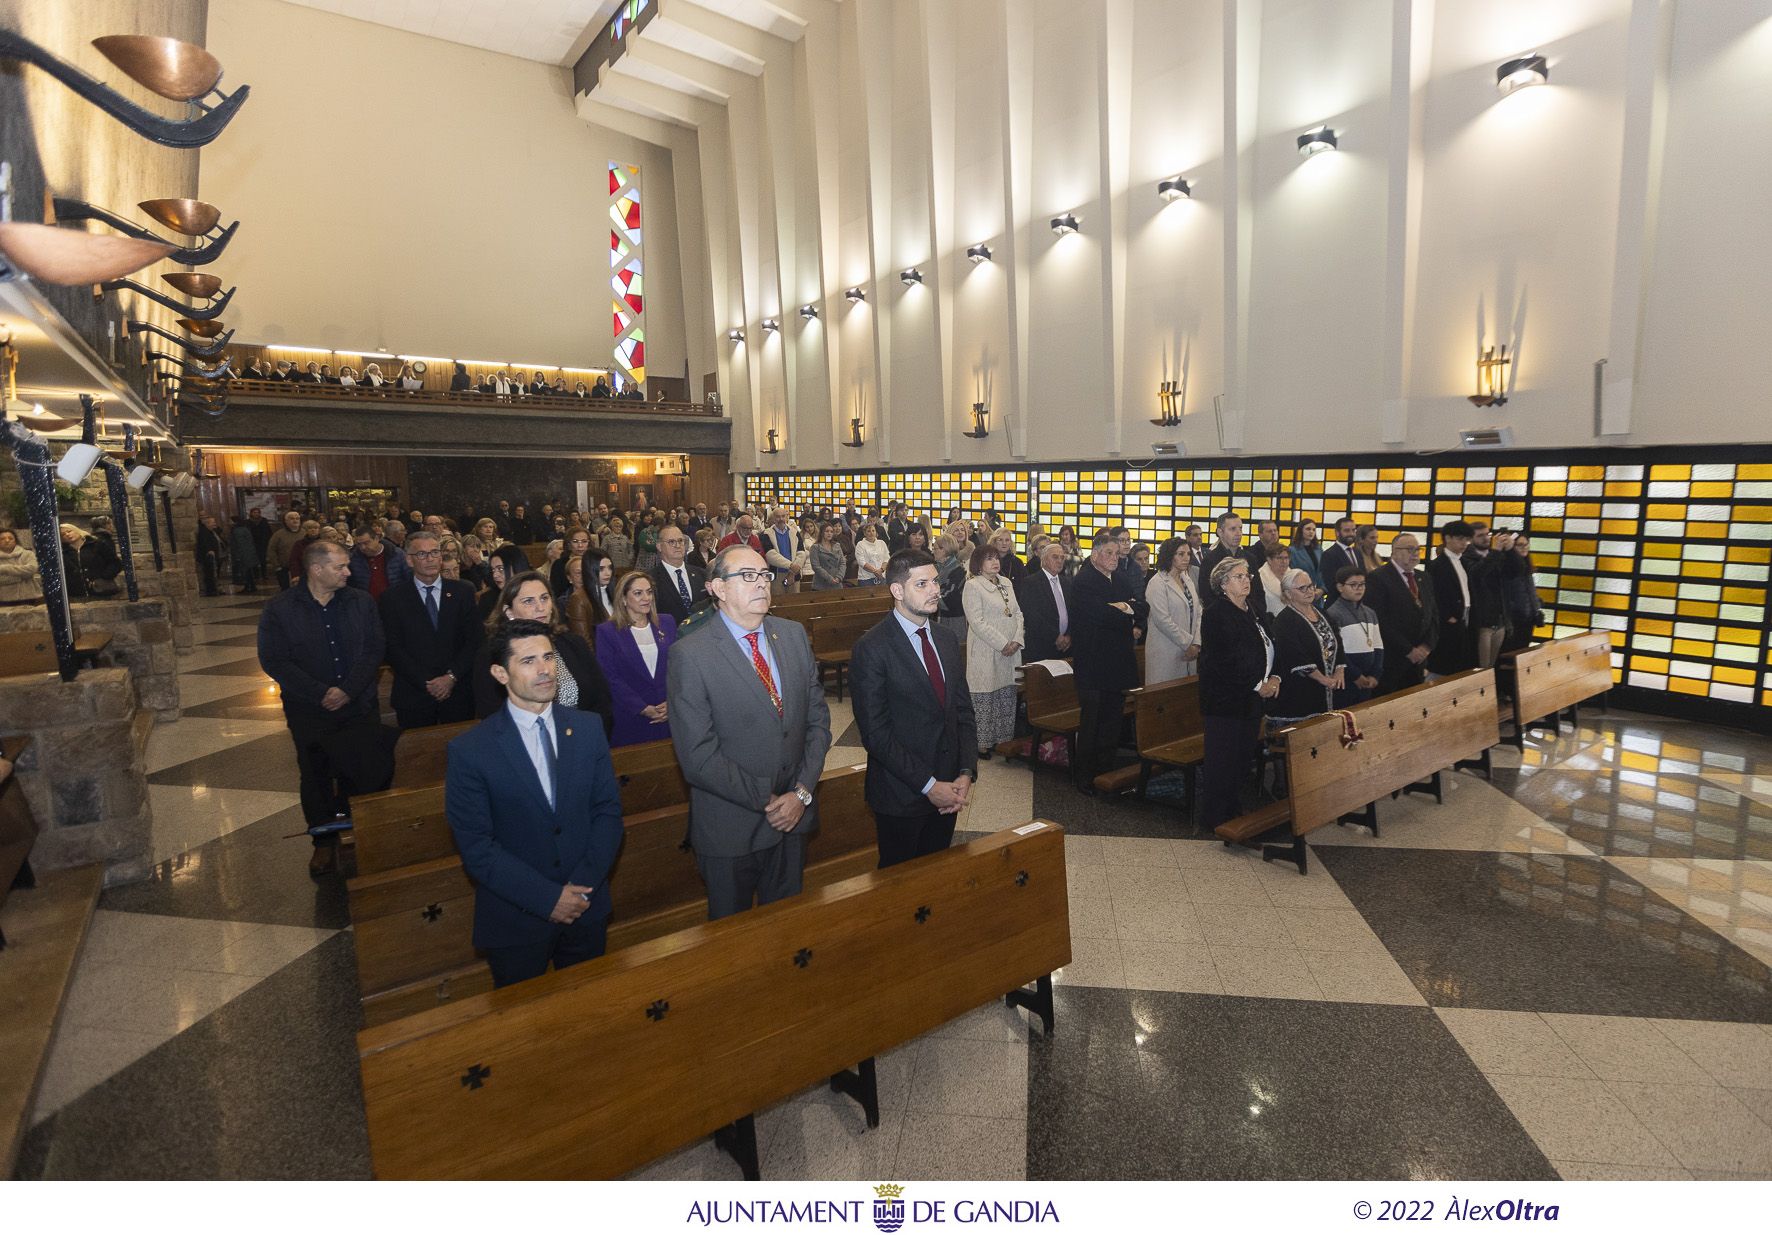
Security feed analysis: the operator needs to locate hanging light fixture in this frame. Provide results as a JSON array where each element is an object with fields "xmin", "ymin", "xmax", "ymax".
[
  {"xmin": 963, "ymin": 401, "xmax": 990, "ymax": 440},
  {"xmin": 1495, "ymin": 54, "xmax": 1548, "ymax": 94},
  {"xmin": 1468, "ymin": 345, "xmax": 1512, "ymax": 408},
  {"xmin": 1297, "ymin": 127, "xmax": 1338, "ymax": 158},
  {"xmin": 761, "ymin": 317, "xmax": 780, "ymax": 333}
]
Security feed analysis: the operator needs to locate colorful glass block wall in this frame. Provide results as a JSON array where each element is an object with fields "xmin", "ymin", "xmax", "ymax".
[
  {"xmin": 608, "ymin": 162, "xmax": 646, "ymax": 387},
  {"xmin": 744, "ymin": 454, "xmax": 1772, "ymax": 714}
]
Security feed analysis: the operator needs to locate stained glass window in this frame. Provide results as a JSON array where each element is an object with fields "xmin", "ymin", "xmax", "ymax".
[{"xmin": 609, "ymin": 162, "xmax": 646, "ymax": 389}]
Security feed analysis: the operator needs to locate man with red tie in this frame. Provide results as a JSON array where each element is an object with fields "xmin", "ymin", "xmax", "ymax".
[
  {"xmin": 666, "ymin": 546, "xmax": 832, "ymax": 918},
  {"xmin": 848, "ymin": 549, "xmax": 978, "ymax": 867},
  {"xmin": 1365, "ymin": 532, "xmax": 1440, "ymax": 697}
]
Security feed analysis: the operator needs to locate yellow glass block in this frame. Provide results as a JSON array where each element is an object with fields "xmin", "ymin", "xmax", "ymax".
[
  {"xmin": 1739, "ymin": 464, "xmax": 1772, "ymax": 480},
  {"xmin": 1499, "ymin": 467, "xmax": 1529, "ymax": 481},
  {"xmin": 1597, "ymin": 557, "xmax": 1635, "ymax": 573},
  {"xmin": 1467, "ymin": 483, "xmax": 1495, "ymax": 496},
  {"xmin": 1633, "ymin": 655, "xmax": 1671, "ymax": 674},
  {"xmin": 1601, "ymin": 519, "xmax": 1641, "ymax": 536},
  {"xmin": 1566, "ymin": 503, "xmax": 1601, "ymax": 519},
  {"xmin": 1570, "ymin": 466, "xmax": 1604, "ymax": 481},
  {"xmin": 1738, "ymin": 506, "xmax": 1772, "ymax": 523},
  {"xmin": 1645, "ymin": 504, "xmax": 1687, "ymax": 520},
  {"xmin": 1563, "ymin": 539, "xmax": 1599, "ymax": 553},
  {"xmin": 1720, "ymin": 627, "xmax": 1761, "ymax": 645},
  {"xmin": 1672, "ymin": 639, "xmax": 1715, "ymax": 658},
  {"xmin": 1537, "ymin": 482, "xmax": 1568, "ymax": 498},
  {"xmin": 1669, "ymin": 677, "xmax": 1709, "ymax": 696},
  {"xmin": 1676, "ymin": 601, "xmax": 1719, "ymax": 618},
  {"xmin": 1594, "ymin": 594, "xmax": 1627, "ymax": 611},
  {"xmin": 1685, "ymin": 560, "xmax": 1725, "ymax": 579},
  {"xmin": 1497, "ymin": 502, "xmax": 1527, "ymax": 518},
  {"xmin": 1642, "ymin": 543, "xmax": 1680, "ymax": 559},
  {"xmin": 1651, "ymin": 465, "xmax": 1692, "ymax": 481},
  {"xmin": 1691, "ymin": 482, "xmax": 1733, "ymax": 499},
  {"xmin": 1714, "ymin": 666, "xmax": 1757, "ymax": 686},
  {"xmin": 1640, "ymin": 581, "xmax": 1678, "ymax": 598},
  {"xmin": 1687, "ymin": 522, "xmax": 1728, "ymax": 538},
  {"xmin": 1722, "ymin": 586, "xmax": 1766, "ymax": 604},
  {"xmin": 1727, "ymin": 546, "xmax": 1772, "ymax": 564}
]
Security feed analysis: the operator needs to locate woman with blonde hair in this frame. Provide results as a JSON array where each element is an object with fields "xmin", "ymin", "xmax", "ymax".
[{"xmin": 594, "ymin": 571, "xmax": 679, "ymax": 747}]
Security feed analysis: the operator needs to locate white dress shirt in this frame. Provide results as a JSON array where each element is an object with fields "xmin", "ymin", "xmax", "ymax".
[
  {"xmin": 1444, "ymin": 549, "xmax": 1471, "ymax": 618},
  {"xmin": 507, "ymin": 699, "xmax": 558, "ymax": 808},
  {"xmin": 1041, "ymin": 569, "xmax": 1069, "ymax": 635}
]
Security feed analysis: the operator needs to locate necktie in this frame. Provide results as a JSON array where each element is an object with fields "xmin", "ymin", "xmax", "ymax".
[
  {"xmin": 535, "ymin": 714, "xmax": 557, "ymax": 809},
  {"xmin": 424, "ymin": 583, "xmax": 439, "ymax": 629},
  {"xmin": 745, "ymin": 632, "xmax": 783, "ymax": 716},
  {"xmin": 1404, "ymin": 569, "xmax": 1419, "ymax": 602},
  {"xmin": 916, "ymin": 626, "xmax": 947, "ymax": 708},
  {"xmin": 674, "ymin": 567, "xmax": 692, "ymax": 609},
  {"xmin": 1051, "ymin": 574, "xmax": 1068, "ymax": 634}
]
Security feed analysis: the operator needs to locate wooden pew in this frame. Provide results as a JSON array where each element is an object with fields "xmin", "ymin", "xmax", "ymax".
[
  {"xmin": 0, "ymin": 737, "xmax": 38, "ymax": 947},
  {"xmin": 356, "ymin": 821, "xmax": 1069, "ymax": 1180},
  {"xmin": 1129, "ymin": 677, "xmax": 1206, "ymax": 807},
  {"xmin": 1214, "ymin": 669, "xmax": 1501, "ymax": 874},
  {"xmin": 1501, "ymin": 630, "xmax": 1611, "ymax": 749},
  {"xmin": 349, "ymin": 762, "xmax": 874, "ymax": 1026},
  {"xmin": 385, "ymin": 720, "xmax": 474, "ymax": 790},
  {"xmin": 1021, "ymin": 660, "xmax": 1141, "ymax": 782},
  {"xmin": 772, "ymin": 584, "xmax": 889, "ymax": 611},
  {"xmin": 807, "ymin": 609, "xmax": 886, "ymax": 700}
]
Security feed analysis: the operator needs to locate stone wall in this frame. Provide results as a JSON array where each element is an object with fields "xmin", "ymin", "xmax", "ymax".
[
  {"xmin": 133, "ymin": 561, "xmax": 195, "ymax": 652},
  {"xmin": 0, "ymin": 598, "xmax": 181, "ymax": 720},
  {"xmin": 0, "ymin": 667, "xmax": 151, "ymax": 886}
]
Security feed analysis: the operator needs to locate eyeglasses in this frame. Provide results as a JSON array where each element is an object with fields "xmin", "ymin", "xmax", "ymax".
[
  {"xmin": 718, "ymin": 569, "xmax": 772, "ymax": 584},
  {"xmin": 408, "ymin": 549, "xmax": 442, "ymax": 558}
]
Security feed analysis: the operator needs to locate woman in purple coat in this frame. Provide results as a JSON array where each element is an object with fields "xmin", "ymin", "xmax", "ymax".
[{"xmin": 594, "ymin": 570, "xmax": 678, "ymax": 747}]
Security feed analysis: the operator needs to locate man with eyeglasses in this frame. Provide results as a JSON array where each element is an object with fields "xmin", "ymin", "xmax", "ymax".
[
  {"xmin": 379, "ymin": 531, "xmax": 483, "ymax": 729},
  {"xmin": 667, "ymin": 546, "xmax": 832, "ymax": 919},
  {"xmin": 649, "ymin": 525, "xmax": 706, "ymax": 623},
  {"xmin": 1365, "ymin": 533, "xmax": 1439, "ymax": 697}
]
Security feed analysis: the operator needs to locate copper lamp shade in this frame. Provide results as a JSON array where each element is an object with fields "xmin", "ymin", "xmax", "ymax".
[
  {"xmin": 162, "ymin": 271, "xmax": 222, "ymax": 298},
  {"xmin": 137, "ymin": 198, "xmax": 221, "ymax": 236},
  {"xmin": 179, "ymin": 317, "xmax": 226, "ymax": 338},
  {"xmin": 0, "ymin": 221, "xmax": 172, "ymax": 285},
  {"xmin": 90, "ymin": 36, "xmax": 223, "ymax": 102}
]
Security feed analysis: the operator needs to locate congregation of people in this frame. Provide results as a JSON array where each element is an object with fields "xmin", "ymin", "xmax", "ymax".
[{"xmin": 236, "ymin": 356, "xmax": 658, "ymax": 403}]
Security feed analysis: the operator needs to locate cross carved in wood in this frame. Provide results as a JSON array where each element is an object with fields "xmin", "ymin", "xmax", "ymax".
[
  {"xmin": 422, "ymin": 903, "xmax": 443, "ymax": 922},
  {"xmin": 794, "ymin": 948, "xmax": 812, "ymax": 968},
  {"xmin": 914, "ymin": 905, "xmax": 931, "ymax": 924},
  {"xmin": 1015, "ymin": 871, "xmax": 1029, "ymax": 887},
  {"xmin": 646, "ymin": 999, "xmax": 669, "ymax": 1021},
  {"xmin": 460, "ymin": 1063, "xmax": 490, "ymax": 1090}
]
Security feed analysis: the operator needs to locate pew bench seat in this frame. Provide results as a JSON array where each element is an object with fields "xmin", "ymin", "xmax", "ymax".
[{"xmin": 1213, "ymin": 798, "xmax": 1291, "ymax": 845}]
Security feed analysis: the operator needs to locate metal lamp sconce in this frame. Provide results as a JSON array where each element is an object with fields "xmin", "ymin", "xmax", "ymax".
[
  {"xmin": 1153, "ymin": 380, "xmax": 1183, "ymax": 427},
  {"xmin": 97, "ymin": 270, "xmax": 236, "ymax": 319},
  {"xmin": 125, "ymin": 320, "xmax": 234, "ymax": 358},
  {"xmin": 178, "ymin": 317, "xmax": 227, "ymax": 339},
  {"xmin": 144, "ymin": 348, "xmax": 232, "ymax": 380},
  {"xmin": 0, "ymin": 30, "xmax": 250, "ymax": 149},
  {"xmin": 0, "ymin": 162, "xmax": 172, "ymax": 285},
  {"xmin": 963, "ymin": 402, "xmax": 990, "ymax": 440},
  {"xmin": 760, "ymin": 427, "xmax": 782, "ymax": 455},
  {"xmin": 1468, "ymin": 345, "xmax": 1511, "ymax": 408},
  {"xmin": 842, "ymin": 417, "xmax": 866, "ymax": 449},
  {"xmin": 54, "ymin": 196, "xmax": 238, "ymax": 265}
]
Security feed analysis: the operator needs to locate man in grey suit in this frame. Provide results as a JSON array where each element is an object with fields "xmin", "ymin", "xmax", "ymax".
[{"xmin": 666, "ymin": 545, "xmax": 833, "ymax": 919}]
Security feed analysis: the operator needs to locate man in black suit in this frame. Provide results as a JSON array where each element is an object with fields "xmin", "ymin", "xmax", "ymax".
[
  {"xmin": 1198, "ymin": 511, "xmax": 1248, "ymax": 603},
  {"xmin": 1016, "ymin": 541, "xmax": 1073, "ymax": 662},
  {"xmin": 849, "ymin": 548, "xmax": 977, "ymax": 867},
  {"xmin": 1365, "ymin": 533, "xmax": 1439, "ymax": 697},
  {"xmin": 1070, "ymin": 529, "xmax": 1146, "ymax": 793},
  {"xmin": 1426, "ymin": 520, "xmax": 1476, "ymax": 677},
  {"xmin": 649, "ymin": 524, "xmax": 706, "ymax": 623},
  {"xmin": 378, "ymin": 531, "xmax": 483, "ymax": 729},
  {"xmin": 1320, "ymin": 517, "xmax": 1360, "ymax": 587}
]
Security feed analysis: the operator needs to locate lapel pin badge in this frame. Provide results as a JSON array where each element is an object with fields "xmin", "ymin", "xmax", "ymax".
[{"xmin": 564, "ymin": 727, "xmax": 573, "ymax": 737}]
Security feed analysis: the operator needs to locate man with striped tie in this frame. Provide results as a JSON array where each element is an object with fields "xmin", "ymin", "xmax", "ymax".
[{"xmin": 667, "ymin": 546, "xmax": 833, "ymax": 919}]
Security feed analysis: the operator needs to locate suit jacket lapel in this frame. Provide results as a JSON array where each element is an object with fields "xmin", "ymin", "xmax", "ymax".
[
  {"xmin": 492, "ymin": 707, "xmax": 555, "ymax": 815},
  {"xmin": 713, "ymin": 621, "xmax": 782, "ymax": 720},
  {"xmin": 891, "ymin": 619, "xmax": 945, "ymax": 708}
]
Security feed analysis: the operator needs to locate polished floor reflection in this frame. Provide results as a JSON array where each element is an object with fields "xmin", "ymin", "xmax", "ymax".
[{"xmin": 14, "ymin": 593, "xmax": 1772, "ymax": 1180}]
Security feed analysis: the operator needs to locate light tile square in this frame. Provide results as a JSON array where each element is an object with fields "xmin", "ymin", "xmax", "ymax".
[
  {"xmin": 892, "ymin": 1113, "xmax": 1026, "ymax": 1180},
  {"xmin": 1605, "ymin": 1082, "xmax": 1772, "ymax": 1174},
  {"xmin": 1435, "ymin": 1010, "xmax": 1596, "ymax": 1080},
  {"xmin": 1300, "ymin": 949, "xmax": 1426, "ymax": 1006},
  {"xmin": 1484, "ymin": 1074, "xmax": 1678, "ymax": 1167},
  {"xmin": 1648, "ymin": 1019, "xmax": 1772, "ymax": 1090},
  {"xmin": 1208, "ymin": 944, "xmax": 1324, "ymax": 1001},
  {"xmin": 1542, "ymin": 1014, "xmax": 1714, "ymax": 1085},
  {"xmin": 1118, "ymin": 940, "xmax": 1223, "ymax": 995},
  {"xmin": 1051, "ymin": 936, "xmax": 1124, "ymax": 989},
  {"xmin": 907, "ymin": 1038, "xmax": 1028, "ymax": 1120},
  {"xmin": 1279, "ymin": 906, "xmax": 1385, "ymax": 954}
]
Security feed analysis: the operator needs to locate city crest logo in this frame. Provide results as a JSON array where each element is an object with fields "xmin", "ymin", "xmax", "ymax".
[{"xmin": 872, "ymin": 1183, "xmax": 906, "ymax": 1233}]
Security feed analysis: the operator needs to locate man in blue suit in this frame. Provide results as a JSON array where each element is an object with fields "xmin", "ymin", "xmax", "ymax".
[{"xmin": 446, "ymin": 619, "xmax": 625, "ymax": 987}]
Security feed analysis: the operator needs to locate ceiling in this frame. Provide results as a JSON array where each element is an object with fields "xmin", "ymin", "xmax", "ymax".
[{"xmin": 275, "ymin": 0, "xmax": 617, "ymax": 66}]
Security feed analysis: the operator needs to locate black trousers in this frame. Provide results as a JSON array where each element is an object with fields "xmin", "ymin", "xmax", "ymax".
[
  {"xmin": 283, "ymin": 704, "xmax": 368, "ymax": 845},
  {"xmin": 1073, "ymin": 687, "xmax": 1125, "ymax": 785},
  {"xmin": 394, "ymin": 689, "xmax": 474, "ymax": 731},
  {"xmin": 198, "ymin": 553, "xmax": 220, "ymax": 596},
  {"xmin": 697, "ymin": 833, "xmax": 805, "ymax": 920},
  {"xmin": 1200, "ymin": 712, "xmax": 1263, "ymax": 830},
  {"xmin": 483, "ymin": 914, "xmax": 609, "ymax": 989},
  {"xmin": 875, "ymin": 806, "xmax": 956, "ymax": 869}
]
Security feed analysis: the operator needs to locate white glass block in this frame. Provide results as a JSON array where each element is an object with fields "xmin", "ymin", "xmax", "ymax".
[
  {"xmin": 1716, "ymin": 644, "xmax": 1758, "ymax": 664},
  {"xmin": 1564, "ymin": 520, "xmax": 1599, "ymax": 535},
  {"xmin": 1601, "ymin": 504, "xmax": 1639, "ymax": 519},
  {"xmin": 1736, "ymin": 482, "xmax": 1772, "ymax": 499},
  {"xmin": 1467, "ymin": 467, "xmax": 1497, "ymax": 481},
  {"xmin": 1634, "ymin": 635, "xmax": 1672, "ymax": 653},
  {"xmin": 1557, "ymin": 590, "xmax": 1590, "ymax": 605},
  {"xmin": 1711, "ymin": 683, "xmax": 1754, "ymax": 703},
  {"xmin": 1678, "ymin": 583, "xmax": 1722, "ymax": 602},
  {"xmin": 1640, "ymin": 597, "xmax": 1677, "ymax": 614},
  {"xmin": 1497, "ymin": 482, "xmax": 1528, "ymax": 496},
  {"xmin": 1563, "ymin": 555, "xmax": 1597, "ymax": 571},
  {"xmin": 1606, "ymin": 465, "xmax": 1644, "ymax": 480},
  {"xmin": 1533, "ymin": 502, "xmax": 1566, "ymax": 517},
  {"xmin": 1593, "ymin": 614, "xmax": 1627, "ymax": 631},
  {"xmin": 1670, "ymin": 660, "xmax": 1713, "ymax": 679},
  {"xmin": 1647, "ymin": 482, "xmax": 1688, "ymax": 498},
  {"xmin": 1596, "ymin": 577, "xmax": 1629, "ymax": 593},
  {"xmin": 1569, "ymin": 482, "xmax": 1603, "ymax": 497},
  {"xmin": 1404, "ymin": 500, "xmax": 1430, "ymax": 514},
  {"xmin": 1377, "ymin": 481, "xmax": 1403, "ymax": 496},
  {"xmin": 1537, "ymin": 466, "xmax": 1569, "ymax": 481},
  {"xmin": 1725, "ymin": 564, "xmax": 1770, "ymax": 582},
  {"xmin": 1730, "ymin": 523, "xmax": 1772, "ymax": 542},
  {"xmin": 1692, "ymin": 463, "xmax": 1736, "ymax": 481},
  {"xmin": 1719, "ymin": 603, "xmax": 1765, "ymax": 621},
  {"xmin": 1686, "ymin": 504, "xmax": 1729, "ymax": 522},
  {"xmin": 1644, "ymin": 521, "xmax": 1684, "ymax": 537},
  {"xmin": 1439, "ymin": 482, "xmax": 1466, "ymax": 496},
  {"xmin": 1629, "ymin": 671, "xmax": 1668, "ymax": 690},
  {"xmin": 1406, "ymin": 468, "xmax": 1431, "ymax": 482}
]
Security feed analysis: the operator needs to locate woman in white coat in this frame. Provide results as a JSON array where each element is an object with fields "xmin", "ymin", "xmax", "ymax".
[
  {"xmin": 1145, "ymin": 536, "xmax": 1203, "ymax": 684},
  {"xmin": 961, "ymin": 543, "xmax": 1024, "ymax": 760}
]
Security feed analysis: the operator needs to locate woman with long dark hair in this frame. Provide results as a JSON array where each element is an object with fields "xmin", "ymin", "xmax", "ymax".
[{"xmin": 470, "ymin": 570, "xmax": 613, "ymax": 738}]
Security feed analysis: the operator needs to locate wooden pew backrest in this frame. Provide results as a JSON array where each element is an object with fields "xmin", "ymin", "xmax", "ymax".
[
  {"xmin": 1281, "ymin": 669, "xmax": 1500, "ymax": 837},
  {"xmin": 388, "ymin": 720, "xmax": 475, "ymax": 789},
  {"xmin": 1509, "ymin": 631, "xmax": 1612, "ymax": 731},
  {"xmin": 356, "ymin": 821, "xmax": 1069, "ymax": 1179},
  {"xmin": 1134, "ymin": 676, "xmax": 1204, "ymax": 757}
]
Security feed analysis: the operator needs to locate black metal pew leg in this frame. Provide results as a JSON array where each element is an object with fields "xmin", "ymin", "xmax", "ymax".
[
  {"xmin": 713, "ymin": 1114, "xmax": 761, "ymax": 1180},
  {"xmin": 829, "ymin": 1057, "xmax": 881, "ymax": 1128},
  {"xmin": 1006, "ymin": 973, "xmax": 1055, "ymax": 1036}
]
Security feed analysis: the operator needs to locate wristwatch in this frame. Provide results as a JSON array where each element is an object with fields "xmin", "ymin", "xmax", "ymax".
[{"xmin": 792, "ymin": 784, "xmax": 813, "ymax": 807}]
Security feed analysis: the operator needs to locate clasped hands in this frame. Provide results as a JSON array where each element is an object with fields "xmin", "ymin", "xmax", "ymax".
[
  {"xmin": 927, "ymin": 773, "xmax": 973, "ymax": 816},
  {"xmin": 550, "ymin": 883, "xmax": 595, "ymax": 924},
  {"xmin": 764, "ymin": 786, "xmax": 808, "ymax": 832}
]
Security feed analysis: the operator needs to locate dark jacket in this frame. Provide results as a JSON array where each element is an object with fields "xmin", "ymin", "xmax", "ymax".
[
  {"xmin": 347, "ymin": 543, "xmax": 412, "ymax": 593},
  {"xmin": 1015, "ymin": 568, "xmax": 1072, "ymax": 664},
  {"xmin": 472, "ymin": 628, "xmax": 614, "ymax": 741},
  {"xmin": 1198, "ymin": 540, "xmax": 1249, "ymax": 602},
  {"xmin": 256, "ymin": 583, "xmax": 385, "ymax": 718},
  {"xmin": 1199, "ymin": 597, "xmax": 1271, "ymax": 719},
  {"xmin": 1269, "ymin": 605, "xmax": 1340, "ymax": 720},
  {"xmin": 1426, "ymin": 552, "xmax": 1475, "ymax": 675},
  {"xmin": 1501, "ymin": 552, "xmax": 1541, "ymax": 635},
  {"xmin": 848, "ymin": 615, "xmax": 977, "ymax": 816},
  {"xmin": 445, "ymin": 704, "xmax": 625, "ymax": 948},
  {"xmin": 1069, "ymin": 561, "xmax": 1144, "ymax": 693},
  {"xmin": 378, "ymin": 577, "xmax": 483, "ymax": 716},
  {"xmin": 648, "ymin": 558, "xmax": 707, "ymax": 624},
  {"xmin": 1320, "ymin": 541, "xmax": 1361, "ymax": 590},
  {"xmin": 594, "ymin": 615, "xmax": 678, "ymax": 748},
  {"xmin": 60, "ymin": 541, "xmax": 88, "ymax": 599},
  {"xmin": 1365, "ymin": 561, "xmax": 1439, "ymax": 697},
  {"xmin": 1467, "ymin": 548, "xmax": 1509, "ymax": 630},
  {"xmin": 81, "ymin": 531, "xmax": 125, "ymax": 597}
]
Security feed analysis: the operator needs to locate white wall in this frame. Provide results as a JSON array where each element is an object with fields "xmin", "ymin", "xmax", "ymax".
[
  {"xmin": 639, "ymin": 0, "xmax": 1769, "ymax": 471},
  {"xmin": 202, "ymin": 0, "xmax": 688, "ymax": 378}
]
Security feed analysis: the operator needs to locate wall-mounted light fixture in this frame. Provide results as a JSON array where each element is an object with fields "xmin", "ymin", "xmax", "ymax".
[
  {"xmin": 966, "ymin": 243, "xmax": 993, "ymax": 264},
  {"xmin": 98, "ymin": 272, "xmax": 235, "ymax": 319},
  {"xmin": 900, "ymin": 267, "xmax": 923, "ymax": 287},
  {"xmin": 1468, "ymin": 345, "xmax": 1512, "ymax": 408},
  {"xmin": 1297, "ymin": 126, "xmax": 1338, "ymax": 158},
  {"xmin": 1153, "ymin": 380, "xmax": 1182, "ymax": 426},
  {"xmin": 125, "ymin": 320, "xmax": 232, "ymax": 359},
  {"xmin": 842, "ymin": 417, "xmax": 866, "ymax": 448},
  {"xmin": 1157, "ymin": 177, "xmax": 1192, "ymax": 202},
  {"xmin": 761, "ymin": 317, "xmax": 780, "ymax": 333},
  {"xmin": 53, "ymin": 195, "xmax": 238, "ymax": 265},
  {"xmin": 844, "ymin": 286, "xmax": 866, "ymax": 303},
  {"xmin": 761, "ymin": 427, "xmax": 782, "ymax": 455},
  {"xmin": 727, "ymin": 327, "xmax": 745, "ymax": 344},
  {"xmin": 0, "ymin": 160, "xmax": 172, "ymax": 285},
  {"xmin": 1050, "ymin": 212, "xmax": 1080, "ymax": 236},
  {"xmin": 963, "ymin": 402, "xmax": 990, "ymax": 440},
  {"xmin": 1496, "ymin": 54, "xmax": 1548, "ymax": 94},
  {"xmin": 1459, "ymin": 426, "xmax": 1514, "ymax": 450},
  {"xmin": 799, "ymin": 304, "xmax": 819, "ymax": 320}
]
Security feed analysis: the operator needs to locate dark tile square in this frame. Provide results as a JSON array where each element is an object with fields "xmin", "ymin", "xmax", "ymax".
[
  {"xmin": 1030, "ymin": 759, "xmax": 1215, "ymax": 839},
  {"xmin": 100, "ymin": 804, "xmax": 350, "ymax": 930},
  {"xmin": 1027, "ymin": 986, "xmax": 1555, "ymax": 1180},
  {"xmin": 18, "ymin": 933, "xmax": 369, "ymax": 1179},
  {"xmin": 148, "ymin": 731, "xmax": 299, "ymax": 787},
  {"xmin": 1317, "ymin": 848, "xmax": 1772, "ymax": 1022}
]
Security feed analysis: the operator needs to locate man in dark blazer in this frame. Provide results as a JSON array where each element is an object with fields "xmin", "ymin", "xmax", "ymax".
[
  {"xmin": 1016, "ymin": 541, "xmax": 1074, "ymax": 663},
  {"xmin": 850, "ymin": 549, "xmax": 977, "ymax": 867},
  {"xmin": 446, "ymin": 620, "xmax": 624, "ymax": 988},
  {"xmin": 649, "ymin": 524, "xmax": 706, "ymax": 623},
  {"xmin": 667, "ymin": 545, "xmax": 832, "ymax": 919},
  {"xmin": 1319, "ymin": 517, "xmax": 1361, "ymax": 588},
  {"xmin": 1070, "ymin": 529, "xmax": 1146, "ymax": 793},
  {"xmin": 1365, "ymin": 533, "xmax": 1439, "ymax": 697},
  {"xmin": 1426, "ymin": 520, "xmax": 1476, "ymax": 677},
  {"xmin": 1198, "ymin": 511, "xmax": 1249, "ymax": 603},
  {"xmin": 378, "ymin": 531, "xmax": 482, "ymax": 729}
]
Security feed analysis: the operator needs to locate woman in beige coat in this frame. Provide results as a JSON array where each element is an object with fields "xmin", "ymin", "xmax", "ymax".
[{"xmin": 961, "ymin": 543, "xmax": 1024, "ymax": 760}]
